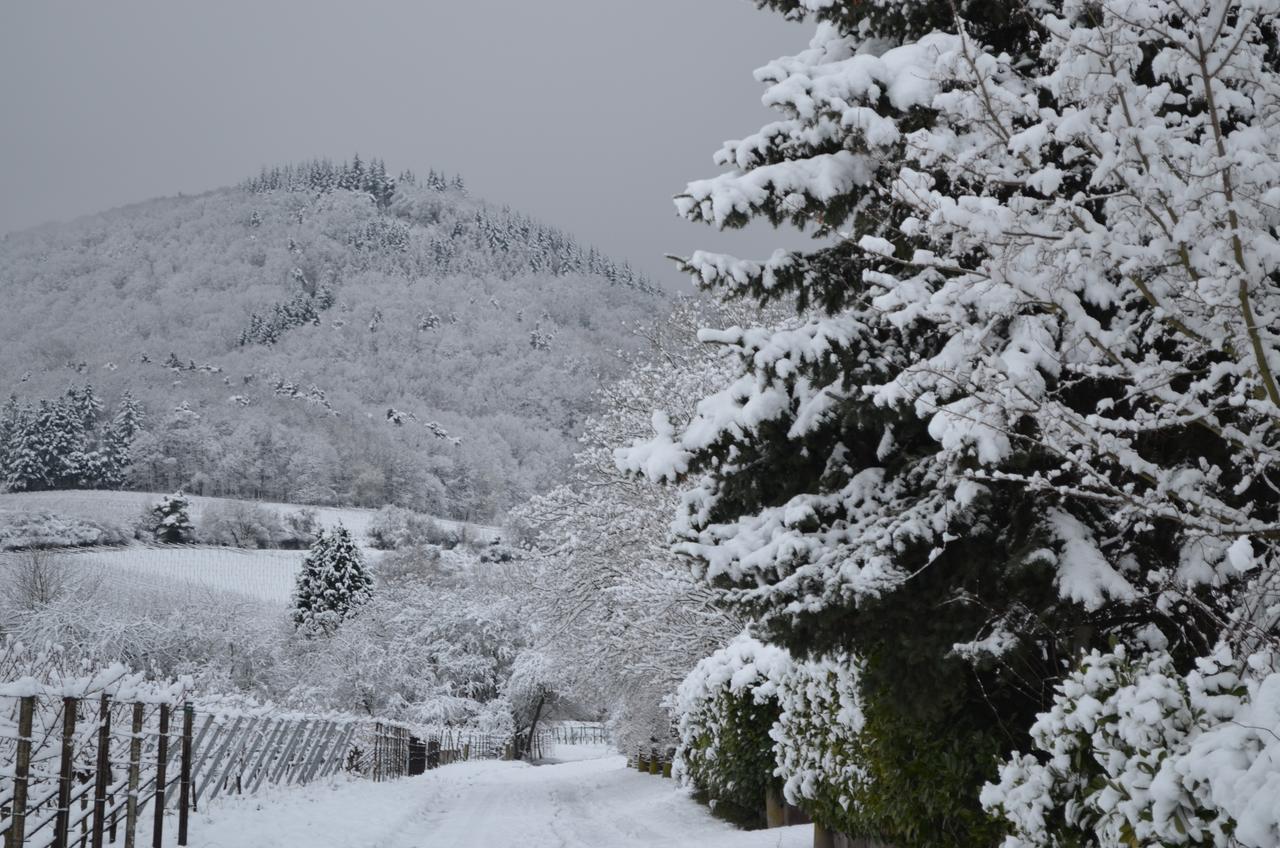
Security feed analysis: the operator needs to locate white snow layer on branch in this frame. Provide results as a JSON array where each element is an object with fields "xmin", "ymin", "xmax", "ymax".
[
  {"xmin": 648, "ymin": 0, "xmax": 1280, "ymax": 621},
  {"xmin": 983, "ymin": 646, "xmax": 1280, "ymax": 848}
]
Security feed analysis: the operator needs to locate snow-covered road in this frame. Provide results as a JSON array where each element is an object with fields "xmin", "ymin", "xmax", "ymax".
[{"xmin": 169, "ymin": 753, "xmax": 812, "ymax": 848}]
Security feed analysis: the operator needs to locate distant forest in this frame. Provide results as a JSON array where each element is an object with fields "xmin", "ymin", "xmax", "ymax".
[{"xmin": 0, "ymin": 156, "xmax": 666, "ymax": 518}]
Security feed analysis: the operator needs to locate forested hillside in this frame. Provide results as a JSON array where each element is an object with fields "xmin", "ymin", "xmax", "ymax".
[{"xmin": 0, "ymin": 158, "xmax": 665, "ymax": 518}]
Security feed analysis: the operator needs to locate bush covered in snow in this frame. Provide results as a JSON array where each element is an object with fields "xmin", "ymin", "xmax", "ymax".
[
  {"xmin": 201, "ymin": 500, "xmax": 287, "ymax": 548},
  {"xmin": 983, "ymin": 646, "xmax": 1280, "ymax": 848},
  {"xmin": 674, "ymin": 634, "xmax": 790, "ymax": 826},
  {"xmin": 367, "ymin": 505, "xmax": 454, "ymax": 550},
  {"xmin": 772, "ymin": 655, "xmax": 866, "ymax": 829},
  {"xmin": 0, "ymin": 511, "xmax": 128, "ymax": 550}
]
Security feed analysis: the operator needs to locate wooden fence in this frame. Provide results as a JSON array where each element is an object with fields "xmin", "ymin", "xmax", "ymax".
[
  {"xmin": 0, "ymin": 693, "xmax": 515, "ymax": 848},
  {"xmin": 546, "ymin": 723, "xmax": 608, "ymax": 746}
]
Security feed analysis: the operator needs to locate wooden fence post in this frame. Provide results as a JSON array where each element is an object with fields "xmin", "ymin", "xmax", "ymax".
[
  {"xmin": 178, "ymin": 704, "xmax": 193, "ymax": 846},
  {"xmin": 765, "ymin": 784, "xmax": 786, "ymax": 828},
  {"xmin": 4, "ymin": 695, "xmax": 35, "ymax": 848},
  {"xmin": 124, "ymin": 703, "xmax": 144, "ymax": 848},
  {"xmin": 53, "ymin": 696, "xmax": 78, "ymax": 848},
  {"xmin": 91, "ymin": 694, "xmax": 112, "ymax": 848},
  {"xmin": 152, "ymin": 703, "xmax": 170, "ymax": 848}
]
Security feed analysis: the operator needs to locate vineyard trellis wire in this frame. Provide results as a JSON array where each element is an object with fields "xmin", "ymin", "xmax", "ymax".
[{"xmin": 1, "ymin": 665, "xmax": 535, "ymax": 848}]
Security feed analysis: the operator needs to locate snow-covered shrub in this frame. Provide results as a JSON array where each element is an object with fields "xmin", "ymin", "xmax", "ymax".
[
  {"xmin": 674, "ymin": 634, "xmax": 792, "ymax": 826},
  {"xmin": 771, "ymin": 648, "xmax": 1007, "ymax": 846},
  {"xmin": 291, "ymin": 526, "xmax": 373, "ymax": 634},
  {"xmin": 367, "ymin": 505, "xmax": 452, "ymax": 550},
  {"xmin": 0, "ymin": 549, "xmax": 90, "ymax": 611},
  {"xmin": 372, "ymin": 543, "xmax": 444, "ymax": 586},
  {"xmin": 279, "ymin": 508, "xmax": 320, "ymax": 549},
  {"xmin": 772, "ymin": 654, "xmax": 865, "ymax": 823},
  {"xmin": 0, "ymin": 511, "xmax": 128, "ymax": 550},
  {"xmin": 200, "ymin": 500, "xmax": 286, "ymax": 548},
  {"xmin": 983, "ymin": 647, "xmax": 1280, "ymax": 848},
  {"xmin": 146, "ymin": 491, "xmax": 194, "ymax": 543}
]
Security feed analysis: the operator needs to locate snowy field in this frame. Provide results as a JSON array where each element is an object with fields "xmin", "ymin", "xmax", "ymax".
[
  {"xmin": 53, "ymin": 544, "xmax": 306, "ymax": 603},
  {"xmin": 165, "ymin": 756, "xmax": 811, "ymax": 848},
  {"xmin": 0, "ymin": 490, "xmax": 500, "ymax": 544}
]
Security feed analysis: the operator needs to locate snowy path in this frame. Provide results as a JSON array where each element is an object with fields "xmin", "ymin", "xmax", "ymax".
[{"xmin": 169, "ymin": 754, "xmax": 811, "ymax": 848}]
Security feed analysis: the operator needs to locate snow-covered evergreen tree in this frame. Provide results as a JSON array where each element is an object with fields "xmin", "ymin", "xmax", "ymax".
[
  {"xmin": 148, "ymin": 490, "xmax": 194, "ymax": 543},
  {"xmin": 621, "ymin": 0, "xmax": 1280, "ymax": 843},
  {"xmin": 291, "ymin": 525, "xmax": 373, "ymax": 634},
  {"xmin": 97, "ymin": 391, "xmax": 144, "ymax": 488}
]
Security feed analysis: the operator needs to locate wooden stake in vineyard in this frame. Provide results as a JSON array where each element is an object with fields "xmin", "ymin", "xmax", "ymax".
[{"xmin": 90, "ymin": 694, "xmax": 112, "ymax": 848}]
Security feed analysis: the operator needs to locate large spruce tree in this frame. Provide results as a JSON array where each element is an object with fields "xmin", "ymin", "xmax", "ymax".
[{"xmin": 623, "ymin": 0, "xmax": 1280, "ymax": 844}]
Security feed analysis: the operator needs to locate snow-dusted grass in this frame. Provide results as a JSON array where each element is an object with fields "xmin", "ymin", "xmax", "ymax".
[
  {"xmin": 58, "ymin": 544, "xmax": 305, "ymax": 603},
  {"xmin": 166, "ymin": 756, "xmax": 811, "ymax": 848},
  {"xmin": 0, "ymin": 490, "xmax": 500, "ymax": 544}
]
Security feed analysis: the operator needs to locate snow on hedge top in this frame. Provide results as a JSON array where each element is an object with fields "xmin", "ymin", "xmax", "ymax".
[
  {"xmin": 984, "ymin": 646, "xmax": 1280, "ymax": 848},
  {"xmin": 674, "ymin": 632, "xmax": 794, "ymax": 717}
]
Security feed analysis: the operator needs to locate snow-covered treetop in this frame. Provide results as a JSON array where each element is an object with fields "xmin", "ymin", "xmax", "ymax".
[{"xmin": 627, "ymin": 0, "xmax": 1280, "ymax": 654}]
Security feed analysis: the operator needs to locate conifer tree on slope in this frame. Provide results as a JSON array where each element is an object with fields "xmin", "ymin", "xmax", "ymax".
[
  {"xmin": 292, "ymin": 525, "xmax": 373, "ymax": 634},
  {"xmin": 621, "ymin": 0, "xmax": 1280, "ymax": 842},
  {"xmin": 97, "ymin": 392, "xmax": 145, "ymax": 488},
  {"xmin": 149, "ymin": 491, "xmax": 194, "ymax": 543}
]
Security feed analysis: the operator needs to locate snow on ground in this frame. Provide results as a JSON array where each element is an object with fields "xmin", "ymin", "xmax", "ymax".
[
  {"xmin": 0, "ymin": 490, "xmax": 500, "ymax": 544},
  {"xmin": 541, "ymin": 742, "xmax": 617, "ymax": 763},
  {"xmin": 168, "ymin": 756, "xmax": 810, "ymax": 848},
  {"xmin": 56, "ymin": 544, "xmax": 304, "ymax": 603}
]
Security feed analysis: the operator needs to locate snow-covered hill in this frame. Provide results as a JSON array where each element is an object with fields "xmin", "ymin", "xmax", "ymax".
[{"xmin": 0, "ymin": 159, "xmax": 667, "ymax": 519}]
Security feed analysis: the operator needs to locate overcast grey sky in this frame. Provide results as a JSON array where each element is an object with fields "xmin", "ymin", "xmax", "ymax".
[{"xmin": 0, "ymin": 1, "xmax": 808, "ymax": 289}]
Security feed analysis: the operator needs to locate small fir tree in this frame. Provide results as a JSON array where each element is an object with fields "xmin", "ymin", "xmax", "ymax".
[
  {"xmin": 149, "ymin": 491, "xmax": 194, "ymax": 543},
  {"xmin": 292, "ymin": 526, "xmax": 373, "ymax": 634}
]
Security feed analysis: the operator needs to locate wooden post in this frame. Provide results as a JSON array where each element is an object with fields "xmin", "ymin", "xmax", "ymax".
[
  {"xmin": 765, "ymin": 784, "xmax": 786, "ymax": 828},
  {"xmin": 184, "ymin": 721, "xmax": 226, "ymax": 808},
  {"xmin": 4, "ymin": 695, "xmax": 35, "ymax": 848},
  {"xmin": 178, "ymin": 704, "xmax": 193, "ymax": 846},
  {"xmin": 91, "ymin": 694, "xmax": 113, "ymax": 848},
  {"xmin": 152, "ymin": 703, "xmax": 170, "ymax": 848},
  {"xmin": 124, "ymin": 703, "xmax": 144, "ymax": 848},
  {"xmin": 186, "ymin": 714, "xmax": 216, "ymax": 811},
  {"xmin": 813, "ymin": 821, "xmax": 836, "ymax": 848},
  {"xmin": 400, "ymin": 726, "xmax": 408, "ymax": 777},
  {"xmin": 54, "ymin": 696, "xmax": 79, "ymax": 848}
]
